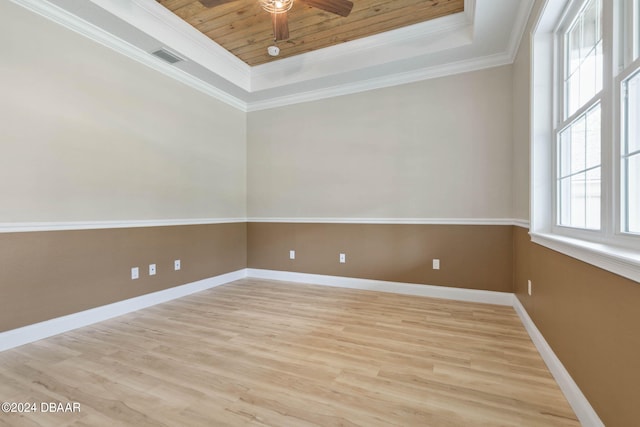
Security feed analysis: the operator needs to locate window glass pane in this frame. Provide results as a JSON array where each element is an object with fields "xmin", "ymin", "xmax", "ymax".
[
  {"xmin": 571, "ymin": 172, "xmax": 587, "ymax": 228},
  {"xmin": 571, "ymin": 116, "xmax": 587, "ymax": 173},
  {"xmin": 586, "ymin": 167, "xmax": 601, "ymax": 229},
  {"xmin": 624, "ymin": 69, "xmax": 640, "ymax": 234},
  {"xmin": 595, "ymin": 41, "xmax": 603, "ymax": 94},
  {"xmin": 628, "ymin": 154, "xmax": 640, "ymax": 233},
  {"xmin": 557, "ymin": 104, "xmax": 601, "ymax": 229},
  {"xmin": 559, "ymin": 177, "xmax": 572, "ymax": 226},
  {"xmin": 568, "ymin": 70, "xmax": 581, "ymax": 113},
  {"xmin": 586, "ymin": 105, "xmax": 601, "ymax": 168},
  {"xmin": 580, "ymin": 49, "xmax": 597, "ymax": 106},
  {"xmin": 635, "ymin": 0, "xmax": 640, "ymax": 61},
  {"xmin": 568, "ymin": 17, "xmax": 582, "ymax": 74},
  {"xmin": 583, "ymin": 1, "xmax": 597, "ymax": 49},
  {"xmin": 559, "ymin": 128, "xmax": 572, "ymax": 177},
  {"xmin": 565, "ymin": 0, "xmax": 602, "ymax": 117},
  {"xmin": 626, "ymin": 70, "xmax": 640, "ymax": 154}
]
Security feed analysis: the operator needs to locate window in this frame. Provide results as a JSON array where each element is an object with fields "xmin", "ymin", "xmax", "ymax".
[
  {"xmin": 556, "ymin": 0, "xmax": 603, "ymax": 231},
  {"xmin": 531, "ymin": 0, "xmax": 640, "ymax": 283},
  {"xmin": 621, "ymin": 0, "xmax": 640, "ymax": 235},
  {"xmin": 556, "ymin": 0, "xmax": 603, "ymax": 230},
  {"xmin": 623, "ymin": 69, "xmax": 640, "ymax": 234}
]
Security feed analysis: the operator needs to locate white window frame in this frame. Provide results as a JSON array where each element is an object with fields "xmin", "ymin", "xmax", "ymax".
[
  {"xmin": 553, "ymin": 0, "xmax": 607, "ymax": 239},
  {"xmin": 619, "ymin": 59, "xmax": 640, "ymax": 236},
  {"xmin": 531, "ymin": 0, "xmax": 640, "ymax": 284}
]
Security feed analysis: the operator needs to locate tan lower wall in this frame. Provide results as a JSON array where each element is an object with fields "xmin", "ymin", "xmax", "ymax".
[
  {"xmin": 513, "ymin": 226, "xmax": 640, "ymax": 427},
  {"xmin": 247, "ymin": 223, "xmax": 513, "ymax": 292},
  {"xmin": 0, "ymin": 223, "xmax": 247, "ymax": 332},
  {"xmin": 5, "ymin": 222, "xmax": 638, "ymax": 425}
]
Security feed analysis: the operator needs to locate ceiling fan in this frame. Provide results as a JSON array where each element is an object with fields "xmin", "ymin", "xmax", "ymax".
[{"xmin": 199, "ymin": 0, "xmax": 354, "ymax": 41}]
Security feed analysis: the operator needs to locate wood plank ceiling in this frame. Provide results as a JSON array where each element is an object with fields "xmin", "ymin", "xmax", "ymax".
[{"xmin": 156, "ymin": 0, "xmax": 465, "ymax": 66}]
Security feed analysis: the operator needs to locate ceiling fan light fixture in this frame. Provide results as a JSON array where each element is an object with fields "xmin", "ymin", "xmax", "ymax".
[
  {"xmin": 259, "ymin": 0, "xmax": 293, "ymax": 14},
  {"xmin": 267, "ymin": 45, "xmax": 280, "ymax": 56}
]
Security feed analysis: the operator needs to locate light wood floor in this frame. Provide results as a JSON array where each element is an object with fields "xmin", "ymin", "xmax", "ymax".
[{"xmin": 0, "ymin": 278, "xmax": 579, "ymax": 426}]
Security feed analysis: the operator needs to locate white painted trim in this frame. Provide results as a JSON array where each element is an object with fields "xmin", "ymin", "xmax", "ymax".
[
  {"xmin": 9, "ymin": 0, "xmax": 247, "ymax": 111},
  {"xmin": 0, "ymin": 264, "xmax": 605, "ymax": 426},
  {"xmin": 0, "ymin": 269, "xmax": 247, "ymax": 352},
  {"xmin": 527, "ymin": 0, "xmax": 640, "ymax": 285},
  {"xmin": 512, "ymin": 296, "xmax": 605, "ymax": 427},
  {"xmin": 0, "ymin": 218, "xmax": 246, "ymax": 233},
  {"xmin": 246, "ymin": 268, "xmax": 603, "ymax": 425},
  {"xmin": 512, "ymin": 219, "xmax": 531, "ymax": 229},
  {"xmin": 10, "ymin": 0, "xmax": 531, "ymax": 112},
  {"xmin": 0, "ymin": 218, "xmax": 530, "ymax": 232},
  {"xmin": 92, "ymin": 0, "xmax": 250, "ymax": 89},
  {"xmin": 530, "ymin": 232, "xmax": 640, "ymax": 284},
  {"xmin": 247, "ymin": 217, "xmax": 520, "ymax": 225},
  {"xmin": 247, "ymin": 269, "xmax": 513, "ymax": 306},
  {"xmin": 247, "ymin": 53, "xmax": 513, "ymax": 111},
  {"xmin": 249, "ymin": 11, "xmax": 472, "ymax": 92},
  {"xmin": 507, "ymin": 0, "xmax": 536, "ymax": 61}
]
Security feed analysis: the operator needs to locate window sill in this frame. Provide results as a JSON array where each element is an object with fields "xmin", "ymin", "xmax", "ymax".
[{"xmin": 529, "ymin": 232, "xmax": 640, "ymax": 284}]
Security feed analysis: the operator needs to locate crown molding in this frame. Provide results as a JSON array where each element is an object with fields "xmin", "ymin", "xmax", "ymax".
[
  {"xmin": 11, "ymin": 0, "xmax": 535, "ymax": 112},
  {"xmin": 250, "ymin": 10, "xmax": 472, "ymax": 92},
  {"xmin": 507, "ymin": 0, "xmax": 536, "ymax": 61},
  {"xmin": 247, "ymin": 52, "xmax": 512, "ymax": 111},
  {"xmin": 92, "ymin": 0, "xmax": 251, "ymax": 88},
  {"xmin": 10, "ymin": 0, "xmax": 248, "ymax": 111}
]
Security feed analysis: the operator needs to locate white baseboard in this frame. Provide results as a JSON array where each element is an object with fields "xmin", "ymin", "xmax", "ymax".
[
  {"xmin": 0, "ymin": 267, "xmax": 603, "ymax": 427},
  {"xmin": 0, "ymin": 269, "xmax": 248, "ymax": 352},
  {"xmin": 247, "ymin": 269, "xmax": 513, "ymax": 306},
  {"xmin": 512, "ymin": 296, "xmax": 604, "ymax": 427},
  {"xmin": 248, "ymin": 269, "xmax": 603, "ymax": 426}
]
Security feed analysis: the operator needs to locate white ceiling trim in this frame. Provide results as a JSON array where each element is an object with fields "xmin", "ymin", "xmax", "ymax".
[
  {"xmin": 10, "ymin": 0, "xmax": 248, "ymax": 110},
  {"xmin": 247, "ymin": 51, "xmax": 512, "ymax": 111},
  {"xmin": 250, "ymin": 9, "xmax": 473, "ymax": 91},
  {"xmin": 94, "ymin": 0, "xmax": 251, "ymax": 89},
  {"xmin": 506, "ymin": 0, "xmax": 536, "ymax": 61},
  {"xmin": 11, "ymin": 0, "xmax": 534, "ymax": 112}
]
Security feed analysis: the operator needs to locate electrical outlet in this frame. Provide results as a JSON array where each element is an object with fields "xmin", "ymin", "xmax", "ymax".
[
  {"xmin": 527, "ymin": 280, "xmax": 532, "ymax": 296},
  {"xmin": 289, "ymin": 250, "xmax": 295, "ymax": 260},
  {"xmin": 131, "ymin": 267, "xmax": 139, "ymax": 280},
  {"xmin": 149, "ymin": 264, "xmax": 156, "ymax": 276},
  {"xmin": 339, "ymin": 253, "xmax": 346, "ymax": 263},
  {"xmin": 174, "ymin": 259, "xmax": 181, "ymax": 271},
  {"xmin": 433, "ymin": 259, "xmax": 440, "ymax": 270}
]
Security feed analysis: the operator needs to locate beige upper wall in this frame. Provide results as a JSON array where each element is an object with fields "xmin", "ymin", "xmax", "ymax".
[
  {"xmin": 247, "ymin": 66, "xmax": 514, "ymax": 219},
  {"xmin": 0, "ymin": 1, "xmax": 246, "ymax": 222},
  {"xmin": 511, "ymin": 0, "xmax": 545, "ymax": 222}
]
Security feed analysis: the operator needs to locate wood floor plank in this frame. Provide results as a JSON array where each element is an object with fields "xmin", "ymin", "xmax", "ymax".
[{"xmin": 0, "ymin": 278, "xmax": 579, "ymax": 426}]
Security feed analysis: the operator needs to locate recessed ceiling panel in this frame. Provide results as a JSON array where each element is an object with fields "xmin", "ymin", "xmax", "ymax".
[{"xmin": 156, "ymin": 0, "xmax": 464, "ymax": 66}]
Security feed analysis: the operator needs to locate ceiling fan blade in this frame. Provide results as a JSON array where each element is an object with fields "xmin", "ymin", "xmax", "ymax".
[
  {"xmin": 272, "ymin": 11, "xmax": 290, "ymax": 41},
  {"xmin": 199, "ymin": 0, "xmax": 237, "ymax": 7},
  {"xmin": 302, "ymin": 0, "xmax": 353, "ymax": 17}
]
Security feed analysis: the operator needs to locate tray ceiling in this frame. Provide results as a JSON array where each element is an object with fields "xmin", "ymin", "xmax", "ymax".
[
  {"xmin": 16, "ymin": 0, "xmax": 533, "ymax": 110},
  {"xmin": 156, "ymin": 0, "xmax": 464, "ymax": 66}
]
